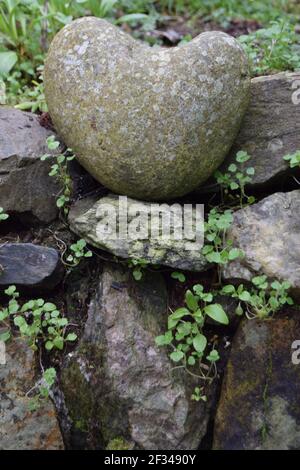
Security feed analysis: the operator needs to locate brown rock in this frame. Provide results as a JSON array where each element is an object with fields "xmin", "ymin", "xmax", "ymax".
[
  {"xmin": 214, "ymin": 315, "xmax": 300, "ymax": 450},
  {"xmin": 0, "ymin": 339, "xmax": 64, "ymax": 450}
]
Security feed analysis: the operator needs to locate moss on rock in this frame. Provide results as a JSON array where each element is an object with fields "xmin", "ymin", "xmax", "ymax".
[{"xmin": 45, "ymin": 17, "xmax": 250, "ymax": 200}]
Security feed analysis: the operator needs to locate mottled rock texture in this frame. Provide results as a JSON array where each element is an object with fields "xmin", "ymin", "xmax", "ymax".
[
  {"xmin": 0, "ymin": 243, "xmax": 64, "ymax": 290},
  {"xmin": 0, "ymin": 107, "xmax": 62, "ymax": 223},
  {"xmin": 61, "ymin": 263, "xmax": 216, "ymax": 450},
  {"xmin": 0, "ymin": 339, "xmax": 64, "ymax": 450},
  {"xmin": 198, "ymin": 72, "xmax": 300, "ymax": 193},
  {"xmin": 223, "ymin": 190, "xmax": 300, "ymax": 295},
  {"xmin": 68, "ymin": 194, "xmax": 208, "ymax": 271},
  {"xmin": 44, "ymin": 17, "xmax": 250, "ymax": 200},
  {"xmin": 214, "ymin": 315, "xmax": 300, "ymax": 450}
]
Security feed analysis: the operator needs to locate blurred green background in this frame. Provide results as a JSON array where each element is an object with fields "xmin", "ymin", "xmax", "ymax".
[{"xmin": 0, "ymin": 0, "xmax": 299, "ymax": 112}]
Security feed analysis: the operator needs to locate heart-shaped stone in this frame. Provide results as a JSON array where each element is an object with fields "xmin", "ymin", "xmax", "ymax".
[{"xmin": 45, "ymin": 17, "xmax": 250, "ymax": 200}]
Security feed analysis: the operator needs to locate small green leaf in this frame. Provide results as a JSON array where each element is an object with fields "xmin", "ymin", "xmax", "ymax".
[
  {"xmin": 43, "ymin": 303, "xmax": 57, "ymax": 312},
  {"xmin": 202, "ymin": 245, "xmax": 213, "ymax": 255},
  {"xmin": 221, "ymin": 285, "xmax": 235, "ymax": 294},
  {"xmin": 230, "ymin": 182, "xmax": 239, "ymax": 190},
  {"xmin": 238, "ymin": 291, "xmax": 251, "ymax": 302},
  {"xmin": 185, "ymin": 290, "xmax": 199, "ymax": 312},
  {"xmin": 50, "ymin": 310, "xmax": 60, "ymax": 318},
  {"xmin": 193, "ymin": 309, "xmax": 204, "ymax": 325},
  {"xmin": 45, "ymin": 341, "xmax": 54, "ymax": 351},
  {"xmin": 204, "ymin": 304, "xmax": 229, "ymax": 325},
  {"xmin": 0, "ymin": 330, "xmax": 11, "ymax": 342},
  {"xmin": 66, "ymin": 333, "xmax": 77, "ymax": 342},
  {"xmin": 246, "ymin": 167, "xmax": 255, "ymax": 175},
  {"xmin": 269, "ymin": 297, "xmax": 279, "ymax": 309},
  {"xmin": 14, "ymin": 316, "xmax": 26, "ymax": 327},
  {"xmin": 235, "ymin": 303, "xmax": 244, "ymax": 316},
  {"xmin": 53, "ymin": 336, "xmax": 64, "ymax": 350},
  {"xmin": 176, "ymin": 322, "xmax": 192, "ymax": 336},
  {"xmin": 133, "ymin": 269, "xmax": 142, "ymax": 281},
  {"xmin": 170, "ymin": 350, "xmax": 184, "ymax": 362},
  {"xmin": 58, "ymin": 318, "xmax": 68, "ymax": 327},
  {"xmin": 168, "ymin": 308, "xmax": 189, "ymax": 329},
  {"xmin": 247, "ymin": 196, "xmax": 256, "ymax": 204},
  {"xmin": 206, "ymin": 252, "xmax": 222, "ymax": 264},
  {"xmin": 228, "ymin": 163, "xmax": 237, "ymax": 172},
  {"xmin": 236, "ymin": 151, "xmax": 250, "ymax": 163},
  {"xmin": 188, "ymin": 356, "xmax": 196, "ymax": 366},
  {"xmin": 8, "ymin": 300, "xmax": 19, "ymax": 314},
  {"xmin": 206, "ymin": 349, "xmax": 220, "ymax": 362},
  {"xmin": 228, "ymin": 248, "xmax": 243, "ymax": 260},
  {"xmin": 171, "ymin": 308, "xmax": 190, "ymax": 320},
  {"xmin": 193, "ymin": 334, "xmax": 207, "ymax": 353},
  {"xmin": 0, "ymin": 51, "xmax": 18, "ymax": 75},
  {"xmin": 76, "ymin": 239, "xmax": 87, "ymax": 250},
  {"xmin": 171, "ymin": 272, "xmax": 186, "ymax": 283},
  {"xmin": 5, "ymin": 286, "xmax": 17, "ymax": 296},
  {"xmin": 193, "ymin": 284, "xmax": 203, "ymax": 295}
]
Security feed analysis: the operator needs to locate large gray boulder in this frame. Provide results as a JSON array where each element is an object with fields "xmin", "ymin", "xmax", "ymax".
[
  {"xmin": 68, "ymin": 194, "xmax": 208, "ymax": 271},
  {"xmin": 0, "ymin": 107, "xmax": 61, "ymax": 223},
  {"xmin": 44, "ymin": 17, "xmax": 250, "ymax": 200},
  {"xmin": 223, "ymin": 190, "xmax": 300, "ymax": 295},
  {"xmin": 0, "ymin": 338, "xmax": 64, "ymax": 450},
  {"xmin": 213, "ymin": 315, "xmax": 300, "ymax": 449},
  {"xmin": 61, "ymin": 263, "xmax": 216, "ymax": 450},
  {"xmin": 198, "ymin": 72, "xmax": 300, "ymax": 193}
]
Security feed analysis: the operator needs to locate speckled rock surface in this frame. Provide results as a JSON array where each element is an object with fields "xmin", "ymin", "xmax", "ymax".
[
  {"xmin": 68, "ymin": 194, "xmax": 208, "ymax": 271},
  {"xmin": 0, "ymin": 243, "xmax": 64, "ymax": 290},
  {"xmin": 44, "ymin": 17, "xmax": 250, "ymax": 200},
  {"xmin": 197, "ymin": 72, "xmax": 300, "ymax": 193},
  {"xmin": 61, "ymin": 263, "xmax": 216, "ymax": 450},
  {"xmin": 213, "ymin": 315, "xmax": 300, "ymax": 450},
  {"xmin": 0, "ymin": 107, "xmax": 62, "ymax": 223},
  {"xmin": 0, "ymin": 339, "xmax": 64, "ymax": 450},
  {"xmin": 223, "ymin": 190, "xmax": 300, "ymax": 295}
]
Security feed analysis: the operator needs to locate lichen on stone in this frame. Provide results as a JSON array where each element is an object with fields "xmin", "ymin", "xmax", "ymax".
[{"xmin": 44, "ymin": 17, "xmax": 250, "ymax": 200}]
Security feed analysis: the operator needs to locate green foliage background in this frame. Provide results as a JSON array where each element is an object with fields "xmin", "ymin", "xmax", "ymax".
[{"xmin": 0, "ymin": 0, "xmax": 299, "ymax": 111}]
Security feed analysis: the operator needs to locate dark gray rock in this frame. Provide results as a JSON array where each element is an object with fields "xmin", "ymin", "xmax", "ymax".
[
  {"xmin": 0, "ymin": 243, "xmax": 63, "ymax": 290},
  {"xmin": 213, "ymin": 315, "xmax": 300, "ymax": 450},
  {"xmin": 45, "ymin": 17, "xmax": 250, "ymax": 200},
  {"xmin": 0, "ymin": 338, "xmax": 64, "ymax": 450},
  {"xmin": 0, "ymin": 107, "xmax": 61, "ymax": 223},
  {"xmin": 61, "ymin": 263, "xmax": 217, "ymax": 450},
  {"xmin": 197, "ymin": 72, "xmax": 300, "ymax": 193},
  {"xmin": 223, "ymin": 190, "xmax": 300, "ymax": 296},
  {"xmin": 68, "ymin": 194, "xmax": 209, "ymax": 271}
]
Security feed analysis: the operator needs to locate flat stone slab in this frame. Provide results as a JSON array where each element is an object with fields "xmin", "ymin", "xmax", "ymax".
[
  {"xmin": 68, "ymin": 195, "xmax": 209, "ymax": 271},
  {"xmin": 0, "ymin": 243, "xmax": 63, "ymax": 290}
]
